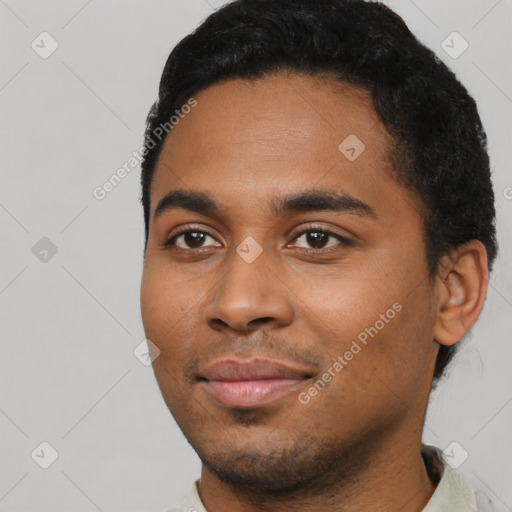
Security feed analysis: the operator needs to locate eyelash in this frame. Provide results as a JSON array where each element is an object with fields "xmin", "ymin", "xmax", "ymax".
[{"xmin": 160, "ymin": 224, "xmax": 353, "ymax": 255}]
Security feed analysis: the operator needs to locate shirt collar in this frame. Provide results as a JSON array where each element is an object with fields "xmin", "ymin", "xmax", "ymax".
[{"xmin": 421, "ymin": 444, "xmax": 479, "ymax": 511}]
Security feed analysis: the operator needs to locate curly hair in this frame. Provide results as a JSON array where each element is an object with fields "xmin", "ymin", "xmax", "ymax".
[{"xmin": 139, "ymin": 0, "xmax": 498, "ymax": 384}]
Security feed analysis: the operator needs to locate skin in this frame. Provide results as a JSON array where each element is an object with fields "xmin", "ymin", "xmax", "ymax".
[{"xmin": 140, "ymin": 72, "xmax": 488, "ymax": 512}]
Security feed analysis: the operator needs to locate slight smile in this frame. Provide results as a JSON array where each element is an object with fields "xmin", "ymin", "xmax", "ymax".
[{"xmin": 198, "ymin": 357, "xmax": 314, "ymax": 408}]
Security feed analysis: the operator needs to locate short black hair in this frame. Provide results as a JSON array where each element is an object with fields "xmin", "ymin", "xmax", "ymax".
[{"xmin": 139, "ymin": 0, "xmax": 498, "ymax": 384}]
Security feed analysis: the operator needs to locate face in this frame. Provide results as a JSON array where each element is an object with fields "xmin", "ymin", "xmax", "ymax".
[{"xmin": 140, "ymin": 73, "xmax": 440, "ymax": 493}]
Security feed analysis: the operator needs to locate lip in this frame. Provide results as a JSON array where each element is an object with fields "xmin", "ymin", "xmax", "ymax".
[{"xmin": 198, "ymin": 357, "xmax": 313, "ymax": 408}]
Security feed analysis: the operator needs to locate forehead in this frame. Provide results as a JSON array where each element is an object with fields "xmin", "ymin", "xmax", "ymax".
[{"xmin": 150, "ymin": 72, "xmax": 403, "ymax": 219}]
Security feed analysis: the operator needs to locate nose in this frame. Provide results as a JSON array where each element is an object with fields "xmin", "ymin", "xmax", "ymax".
[{"xmin": 203, "ymin": 248, "xmax": 294, "ymax": 333}]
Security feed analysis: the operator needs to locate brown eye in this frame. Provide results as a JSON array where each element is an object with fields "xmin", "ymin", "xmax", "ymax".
[
  {"xmin": 303, "ymin": 231, "xmax": 330, "ymax": 249},
  {"xmin": 163, "ymin": 228, "xmax": 221, "ymax": 250},
  {"xmin": 291, "ymin": 228, "xmax": 352, "ymax": 252},
  {"xmin": 179, "ymin": 232, "xmax": 208, "ymax": 249}
]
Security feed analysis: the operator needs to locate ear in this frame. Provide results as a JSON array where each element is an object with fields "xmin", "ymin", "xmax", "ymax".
[{"xmin": 433, "ymin": 240, "xmax": 489, "ymax": 346}]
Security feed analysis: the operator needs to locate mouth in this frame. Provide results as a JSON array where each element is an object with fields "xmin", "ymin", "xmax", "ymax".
[{"xmin": 197, "ymin": 357, "xmax": 313, "ymax": 409}]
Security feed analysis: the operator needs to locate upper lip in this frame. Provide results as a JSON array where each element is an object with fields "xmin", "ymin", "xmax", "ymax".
[{"xmin": 198, "ymin": 357, "xmax": 313, "ymax": 382}]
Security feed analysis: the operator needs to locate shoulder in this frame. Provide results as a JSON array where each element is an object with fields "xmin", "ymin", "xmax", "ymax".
[
  {"xmin": 468, "ymin": 477, "xmax": 509, "ymax": 512},
  {"xmin": 421, "ymin": 444, "xmax": 507, "ymax": 512},
  {"xmin": 164, "ymin": 480, "xmax": 206, "ymax": 512}
]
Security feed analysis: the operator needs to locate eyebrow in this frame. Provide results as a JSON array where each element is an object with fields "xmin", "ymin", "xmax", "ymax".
[{"xmin": 153, "ymin": 188, "xmax": 376, "ymax": 221}]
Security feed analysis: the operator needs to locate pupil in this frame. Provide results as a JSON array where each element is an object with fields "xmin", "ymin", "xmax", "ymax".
[
  {"xmin": 185, "ymin": 232, "xmax": 204, "ymax": 248},
  {"xmin": 307, "ymin": 232, "xmax": 327, "ymax": 248}
]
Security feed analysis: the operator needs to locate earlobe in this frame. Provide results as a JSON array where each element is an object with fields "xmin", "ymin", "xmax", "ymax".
[{"xmin": 433, "ymin": 240, "xmax": 489, "ymax": 347}]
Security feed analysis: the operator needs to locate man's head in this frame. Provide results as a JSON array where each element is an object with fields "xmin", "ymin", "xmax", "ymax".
[{"xmin": 139, "ymin": 0, "xmax": 496, "ymax": 497}]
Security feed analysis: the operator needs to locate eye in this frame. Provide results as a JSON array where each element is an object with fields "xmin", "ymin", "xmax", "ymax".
[
  {"xmin": 289, "ymin": 226, "xmax": 353, "ymax": 253},
  {"xmin": 161, "ymin": 226, "xmax": 220, "ymax": 250}
]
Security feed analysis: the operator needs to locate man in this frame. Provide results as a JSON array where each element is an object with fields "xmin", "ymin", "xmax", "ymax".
[{"xmin": 139, "ymin": 0, "xmax": 501, "ymax": 510}]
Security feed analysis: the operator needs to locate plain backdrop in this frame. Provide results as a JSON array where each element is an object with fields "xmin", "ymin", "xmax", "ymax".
[{"xmin": 1, "ymin": 1, "xmax": 511, "ymax": 511}]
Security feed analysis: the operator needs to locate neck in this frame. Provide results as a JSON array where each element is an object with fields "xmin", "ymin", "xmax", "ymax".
[{"xmin": 197, "ymin": 427, "xmax": 436, "ymax": 512}]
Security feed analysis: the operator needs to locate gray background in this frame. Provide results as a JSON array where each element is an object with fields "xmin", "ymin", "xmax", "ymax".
[{"xmin": 1, "ymin": 0, "xmax": 511, "ymax": 511}]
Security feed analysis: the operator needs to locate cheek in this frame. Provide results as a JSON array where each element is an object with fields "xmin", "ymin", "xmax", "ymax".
[
  {"xmin": 140, "ymin": 265, "xmax": 199, "ymax": 354},
  {"xmin": 299, "ymin": 264, "xmax": 402, "ymax": 346},
  {"xmin": 305, "ymin": 256, "xmax": 435, "ymax": 388},
  {"xmin": 140, "ymin": 268, "xmax": 170, "ymax": 338},
  {"xmin": 345, "ymin": 284, "xmax": 437, "ymax": 402},
  {"xmin": 140, "ymin": 267, "xmax": 198, "ymax": 409}
]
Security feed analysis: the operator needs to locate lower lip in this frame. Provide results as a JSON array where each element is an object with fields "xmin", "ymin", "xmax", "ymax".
[{"xmin": 202, "ymin": 378, "xmax": 307, "ymax": 408}]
